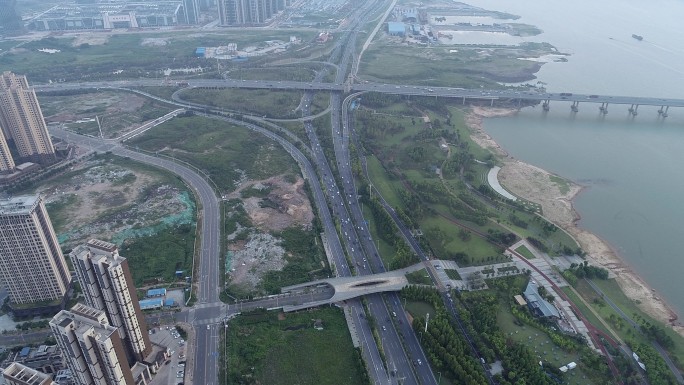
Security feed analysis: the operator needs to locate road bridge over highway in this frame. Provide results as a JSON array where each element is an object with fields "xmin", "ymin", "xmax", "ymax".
[
  {"xmin": 280, "ymin": 264, "xmax": 424, "ymax": 311},
  {"xmin": 34, "ymin": 79, "xmax": 684, "ymax": 117}
]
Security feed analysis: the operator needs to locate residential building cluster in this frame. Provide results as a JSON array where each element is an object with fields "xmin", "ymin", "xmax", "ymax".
[
  {"xmin": 29, "ymin": 0, "xmax": 213, "ymax": 31},
  {"xmin": 0, "ymin": 197, "xmax": 169, "ymax": 384},
  {"xmin": 217, "ymin": 0, "xmax": 292, "ymax": 26}
]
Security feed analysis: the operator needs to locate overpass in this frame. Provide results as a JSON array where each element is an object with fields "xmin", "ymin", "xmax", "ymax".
[
  {"xmin": 279, "ymin": 264, "xmax": 424, "ymax": 312},
  {"xmin": 33, "ymin": 79, "xmax": 684, "ymax": 117}
]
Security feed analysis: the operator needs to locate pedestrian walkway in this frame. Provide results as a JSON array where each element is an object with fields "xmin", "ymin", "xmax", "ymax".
[{"xmin": 343, "ymin": 305, "xmax": 361, "ymax": 348}]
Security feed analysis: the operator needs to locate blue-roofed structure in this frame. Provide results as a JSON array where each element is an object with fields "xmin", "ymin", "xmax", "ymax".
[
  {"xmin": 388, "ymin": 22, "xmax": 406, "ymax": 36},
  {"xmin": 139, "ymin": 298, "xmax": 163, "ymax": 310},
  {"xmin": 147, "ymin": 288, "xmax": 167, "ymax": 298},
  {"xmin": 19, "ymin": 346, "xmax": 30, "ymax": 357},
  {"xmin": 523, "ymin": 281, "xmax": 560, "ymax": 319},
  {"xmin": 164, "ymin": 298, "xmax": 175, "ymax": 307},
  {"xmin": 195, "ymin": 47, "xmax": 206, "ymax": 57}
]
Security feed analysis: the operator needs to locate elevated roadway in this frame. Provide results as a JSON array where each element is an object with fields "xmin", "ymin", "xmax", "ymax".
[{"xmin": 34, "ymin": 79, "xmax": 684, "ymax": 110}]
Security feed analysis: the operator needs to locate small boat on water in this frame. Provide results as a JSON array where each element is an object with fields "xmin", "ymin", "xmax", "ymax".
[{"xmin": 632, "ymin": 34, "xmax": 643, "ymax": 41}]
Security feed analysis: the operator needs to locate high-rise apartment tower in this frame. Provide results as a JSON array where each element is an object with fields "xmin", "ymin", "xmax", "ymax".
[
  {"xmin": 0, "ymin": 195, "xmax": 71, "ymax": 309},
  {"xmin": 50, "ymin": 303, "xmax": 138, "ymax": 385},
  {"xmin": 70, "ymin": 239, "xmax": 152, "ymax": 365},
  {"xmin": 0, "ymin": 71, "xmax": 55, "ymax": 165}
]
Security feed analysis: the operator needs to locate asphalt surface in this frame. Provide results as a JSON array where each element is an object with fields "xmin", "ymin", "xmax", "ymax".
[{"xmin": 34, "ymin": 79, "xmax": 684, "ymax": 109}]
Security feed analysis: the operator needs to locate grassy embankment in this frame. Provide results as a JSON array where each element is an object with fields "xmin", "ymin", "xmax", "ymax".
[{"xmin": 355, "ymin": 95, "xmax": 577, "ymax": 266}]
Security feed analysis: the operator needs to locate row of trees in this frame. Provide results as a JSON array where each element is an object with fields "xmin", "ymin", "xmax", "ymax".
[{"xmin": 401, "ymin": 286, "xmax": 489, "ymax": 385}]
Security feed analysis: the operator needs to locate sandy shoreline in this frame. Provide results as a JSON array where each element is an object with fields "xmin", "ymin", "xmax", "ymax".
[{"xmin": 466, "ymin": 106, "xmax": 684, "ymax": 337}]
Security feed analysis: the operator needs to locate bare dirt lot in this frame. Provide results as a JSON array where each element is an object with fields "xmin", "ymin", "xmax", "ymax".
[
  {"xmin": 39, "ymin": 91, "xmax": 172, "ymax": 139},
  {"xmin": 36, "ymin": 155, "xmax": 194, "ymax": 250},
  {"xmin": 225, "ymin": 174, "xmax": 314, "ymax": 290}
]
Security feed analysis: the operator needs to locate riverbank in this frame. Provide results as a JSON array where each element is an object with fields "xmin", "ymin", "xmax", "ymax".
[{"xmin": 466, "ymin": 106, "xmax": 684, "ymax": 337}]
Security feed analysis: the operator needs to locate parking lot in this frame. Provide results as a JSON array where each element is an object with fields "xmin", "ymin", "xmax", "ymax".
[{"xmin": 148, "ymin": 325, "xmax": 189, "ymax": 385}]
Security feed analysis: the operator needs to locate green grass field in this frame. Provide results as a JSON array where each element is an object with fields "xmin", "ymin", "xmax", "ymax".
[
  {"xmin": 0, "ymin": 30, "xmax": 317, "ymax": 82},
  {"xmin": 129, "ymin": 115, "xmax": 297, "ymax": 192},
  {"xmin": 404, "ymin": 300, "xmax": 436, "ymax": 320},
  {"xmin": 366, "ymin": 156, "xmax": 402, "ymax": 208},
  {"xmin": 224, "ymin": 308, "xmax": 366, "ymax": 385},
  {"xmin": 179, "ymin": 88, "xmax": 303, "ymax": 118},
  {"xmin": 515, "ymin": 245, "xmax": 536, "ymax": 259}
]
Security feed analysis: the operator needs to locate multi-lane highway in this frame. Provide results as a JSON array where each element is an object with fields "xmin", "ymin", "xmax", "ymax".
[{"xmin": 35, "ymin": 78, "xmax": 684, "ymax": 110}]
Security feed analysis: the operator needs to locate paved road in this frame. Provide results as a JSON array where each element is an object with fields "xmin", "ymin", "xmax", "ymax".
[
  {"xmin": 34, "ymin": 79, "xmax": 684, "ymax": 109},
  {"xmin": 48, "ymin": 126, "xmax": 222, "ymax": 385}
]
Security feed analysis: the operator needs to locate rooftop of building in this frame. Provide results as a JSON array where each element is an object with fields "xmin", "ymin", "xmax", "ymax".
[
  {"xmin": 2, "ymin": 362, "xmax": 53, "ymax": 385},
  {"xmin": 388, "ymin": 21, "xmax": 406, "ymax": 33},
  {"xmin": 71, "ymin": 239, "xmax": 123, "ymax": 265},
  {"xmin": 0, "ymin": 195, "xmax": 39, "ymax": 215},
  {"xmin": 523, "ymin": 281, "xmax": 560, "ymax": 318},
  {"xmin": 51, "ymin": 304, "xmax": 117, "ymax": 338}
]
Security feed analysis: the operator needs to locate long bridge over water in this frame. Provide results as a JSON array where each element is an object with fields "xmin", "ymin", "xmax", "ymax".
[{"xmin": 34, "ymin": 78, "xmax": 684, "ymax": 118}]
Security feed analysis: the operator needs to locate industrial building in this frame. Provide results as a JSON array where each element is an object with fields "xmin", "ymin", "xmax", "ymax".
[
  {"xmin": 69, "ymin": 239, "xmax": 152, "ymax": 365},
  {"xmin": 0, "ymin": 195, "xmax": 71, "ymax": 315},
  {"xmin": 387, "ymin": 21, "xmax": 406, "ymax": 36},
  {"xmin": 29, "ymin": 1, "xmax": 201, "ymax": 31},
  {"xmin": 217, "ymin": 0, "xmax": 292, "ymax": 26},
  {"xmin": 0, "ymin": 72, "xmax": 55, "ymax": 170}
]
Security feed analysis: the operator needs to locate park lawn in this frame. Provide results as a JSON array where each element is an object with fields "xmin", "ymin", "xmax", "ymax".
[
  {"xmin": 179, "ymin": 88, "xmax": 303, "ymax": 118},
  {"xmin": 366, "ymin": 155, "xmax": 402, "ymax": 208},
  {"xmin": 447, "ymin": 107, "xmax": 494, "ymax": 161},
  {"xmin": 496, "ymin": 301, "xmax": 590, "ymax": 385},
  {"xmin": 515, "ymin": 245, "xmax": 536, "ymax": 259},
  {"xmin": 578, "ymin": 279, "xmax": 684, "ymax": 365},
  {"xmin": 225, "ymin": 308, "xmax": 365, "ymax": 385},
  {"xmin": 129, "ymin": 115, "xmax": 297, "ymax": 192},
  {"xmin": 362, "ymin": 203, "xmax": 397, "ymax": 268},
  {"xmin": 420, "ymin": 215, "xmax": 502, "ymax": 265},
  {"xmin": 405, "ymin": 300, "xmax": 436, "ymax": 320},
  {"xmin": 373, "ymin": 101, "xmax": 420, "ymax": 116}
]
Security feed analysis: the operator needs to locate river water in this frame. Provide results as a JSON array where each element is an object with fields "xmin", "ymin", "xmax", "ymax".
[{"xmin": 461, "ymin": 0, "xmax": 684, "ymax": 316}]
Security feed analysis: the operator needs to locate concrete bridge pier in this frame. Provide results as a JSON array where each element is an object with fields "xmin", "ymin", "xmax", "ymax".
[
  {"xmin": 599, "ymin": 102, "xmax": 608, "ymax": 115},
  {"xmin": 658, "ymin": 105, "xmax": 669, "ymax": 118},
  {"xmin": 571, "ymin": 101, "xmax": 579, "ymax": 112},
  {"xmin": 490, "ymin": 98, "xmax": 495, "ymax": 107},
  {"xmin": 542, "ymin": 99, "xmax": 550, "ymax": 111},
  {"xmin": 628, "ymin": 104, "xmax": 639, "ymax": 116},
  {"xmin": 462, "ymin": 96, "xmax": 466, "ymax": 105}
]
